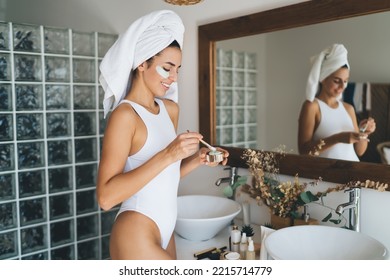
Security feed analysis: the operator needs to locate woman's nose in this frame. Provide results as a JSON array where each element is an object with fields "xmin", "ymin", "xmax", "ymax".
[
  {"xmin": 168, "ymin": 70, "xmax": 178, "ymax": 82},
  {"xmin": 337, "ymin": 82, "xmax": 346, "ymax": 90}
]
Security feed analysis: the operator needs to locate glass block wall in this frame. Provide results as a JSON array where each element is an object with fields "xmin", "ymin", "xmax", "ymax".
[
  {"xmin": 0, "ymin": 22, "xmax": 118, "ymax": 260},
  {"xmin": 216, "ymin": 48, "xmax": 257, "ymax": 148}
]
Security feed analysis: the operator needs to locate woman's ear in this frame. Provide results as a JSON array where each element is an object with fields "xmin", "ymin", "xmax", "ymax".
[{"xmin": 137, "ymin": 61, "xmax": 148, "ymax": 73}]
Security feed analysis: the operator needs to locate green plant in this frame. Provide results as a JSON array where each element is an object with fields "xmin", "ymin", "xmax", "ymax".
[
  {"xmin": 262, "ymin": 222, "xmax": 275, "ymax": 229},
  {"xmin": 222, "ymin": 175, "xmax": 248, "ymax": 198},
  {"xmin": 241, "ymin": 224, "xmax": 254, "ymax": 237}
]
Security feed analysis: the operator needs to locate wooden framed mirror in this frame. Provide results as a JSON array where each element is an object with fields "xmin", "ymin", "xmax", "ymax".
[{"xmin": 198, "ymin": 0, "xmax": 390, "ymax": 186}]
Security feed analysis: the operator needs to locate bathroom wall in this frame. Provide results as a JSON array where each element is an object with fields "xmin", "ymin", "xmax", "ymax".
[{"xmin": 0, "ymin": 21, "xmax": 118, "ymax": 259}]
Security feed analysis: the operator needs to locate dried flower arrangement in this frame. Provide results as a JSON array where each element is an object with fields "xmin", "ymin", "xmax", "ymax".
[
  {"xmin": 309, "ymin": 139, "xmax": 325, "ymax": 156},
  {"xmin": 241, "ymin": 148, "xmax": 389, "ymax": 222}
]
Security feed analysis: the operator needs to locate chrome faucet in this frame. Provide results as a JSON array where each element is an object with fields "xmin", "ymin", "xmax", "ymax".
[
  {"xmin": 335, "ymin": 188, "xmax": 361, "ymax": 232},
  {"xmin": 215, "ymin": 167, "xmax": 237, "ymax": 187}
]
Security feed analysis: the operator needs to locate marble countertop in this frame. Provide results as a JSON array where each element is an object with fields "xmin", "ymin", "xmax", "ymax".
[{"xmin": 175, "ymin": 219, "xmax": 261, "ymax": 260}]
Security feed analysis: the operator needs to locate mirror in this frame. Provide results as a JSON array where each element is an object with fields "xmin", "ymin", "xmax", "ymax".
[
  {"xmin": 216, "ymin": 12, "xmax": 390, "ymax": 163},
  {"xmin": 198, "ymin": 0, "xmax": 390, "ymax": 186}
]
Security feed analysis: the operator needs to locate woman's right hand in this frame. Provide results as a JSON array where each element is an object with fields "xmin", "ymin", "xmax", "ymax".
[{"xmin": 165, "ymin": 131, "xmax": 203, "ymax": 162}]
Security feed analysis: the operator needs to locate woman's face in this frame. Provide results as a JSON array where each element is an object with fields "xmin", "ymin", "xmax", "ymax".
[
  {"xmin": 142, "ymin": 46, "xmax": 182, "ymax": 98},
  {"xmin": 321, "ymin": 67, "xmax": 349, "ymax": 98}
]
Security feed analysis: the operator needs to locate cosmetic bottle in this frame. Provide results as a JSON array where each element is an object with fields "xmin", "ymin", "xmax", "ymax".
[
  {"xmin": 246, "ymin": 239, "xmax": 255, "ymax": 260},
  {"xmin": 293, "ymin": 205, "xmax": 319, "ymax": 226},
  {"xmin": 239, "ymin": 232, "xmax": 247, "ymax": 259},
  {"xmin": 230, "ymin": 225, "xmax": 241, "ymax": 253}
]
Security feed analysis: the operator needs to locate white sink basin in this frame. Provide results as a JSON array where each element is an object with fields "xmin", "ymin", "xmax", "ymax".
[
  {"xmin": 265, "ymin": 225, "xmax": 388, "ymax": 260},
  {"xmin": 175, "ymin": 195, "xmax": 241, "ymax": 241}
]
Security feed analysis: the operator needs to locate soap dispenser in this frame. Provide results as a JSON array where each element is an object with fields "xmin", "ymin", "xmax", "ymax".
[
  {"xmin": 246, "ymin": 239, "xmax": 255, "ymax": 260},
  {"xmin": 239, "ymin": 232, "xmax": 247, "ymax": 259}
]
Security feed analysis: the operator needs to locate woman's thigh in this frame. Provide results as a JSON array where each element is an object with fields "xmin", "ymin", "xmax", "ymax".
[
  {"xmin": 109, "ymin": 211, "xmax": 174, "ymax": 260},
  {"xmin": 165, "ymin": 234, "xmax": 177, "ymax": 259}
]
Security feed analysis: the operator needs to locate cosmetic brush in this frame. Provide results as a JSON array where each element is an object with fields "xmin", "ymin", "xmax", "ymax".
[
  {"xmin": 360, "ymin": 123, "xmax": 368, "ymax": 133},
  {"xmin": 187, "ymin": 130, "xmax": 217, "ymax": 151}
]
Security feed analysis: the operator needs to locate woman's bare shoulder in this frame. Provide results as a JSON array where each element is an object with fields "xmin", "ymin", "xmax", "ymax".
[
  {"xmin": 341, "ymin": 100, "xmax": 354, "ymax": 111},
  {"xmin": 161, "ymin": 98, "xmax": 179, "ymax": 113},
  {"xmin": 105, "ymin": 102, "xmax": 138, "ymax": 131},
  {"xmin": 341, "ymin": 101, "xmax": 357, "ymax": 120},
  {"xmin": 161, "ymin": 98, "xmax": 179, "ymax": 127},
  {"xmin": 301, "ymin": 99, "xmax": 320, "ymax": 113}
]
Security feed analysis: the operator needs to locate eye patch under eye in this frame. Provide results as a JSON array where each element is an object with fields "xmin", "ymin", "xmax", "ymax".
[{"xmin": 156, "ymin": 66, "xmax": 170, "ymax": 78}]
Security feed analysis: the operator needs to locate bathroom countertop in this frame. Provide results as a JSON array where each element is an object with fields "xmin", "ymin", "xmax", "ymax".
[{"xmin": 175, "ymin": 219, "xmax": 261, "ymax": 260}]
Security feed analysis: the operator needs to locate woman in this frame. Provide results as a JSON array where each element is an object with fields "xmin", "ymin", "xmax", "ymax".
[
  {"xmin": 97, "ymin": 10, "xmax": 228, "ymax": 260},
  {"xmin": 298, "ymin": 43, "xmax": 376, "ymax": 161}
]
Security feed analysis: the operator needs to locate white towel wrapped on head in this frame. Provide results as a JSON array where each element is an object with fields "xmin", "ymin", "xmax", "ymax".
[
  {"xmin": 99, "ymin": 10, "xmax": 185, "ymax": 118},
  {"xmin": 306, "ymin": 43, "xmax": 350, "ymax": 102}
]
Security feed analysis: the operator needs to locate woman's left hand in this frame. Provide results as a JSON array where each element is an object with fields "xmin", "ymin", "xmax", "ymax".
[{"xmin": 199, "ymin": 147, "xmax": 229, "ymax": 166}]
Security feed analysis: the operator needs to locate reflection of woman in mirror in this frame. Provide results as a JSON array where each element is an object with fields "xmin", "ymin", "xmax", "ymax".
[{"xmin": 298, "ymin": 44, "xmax": 376, "ymax": 161}]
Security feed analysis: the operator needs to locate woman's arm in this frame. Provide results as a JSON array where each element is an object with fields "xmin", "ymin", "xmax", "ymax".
[
  {"xmin": 298, "ymin": 100, "xmax": 324, "ymax": 155},
  {"xmin": 298, "ymin": 100, "xmax": 361, "ymax": 156},
  {"xmin": 163, "ymin": 99, "xmax": 229, "ymax": 177},
  {"xmin": 343, "ymin": 102, "xmax": 370, "ymax": 156},
  {"xmin": 96, "ymin": 105, "xmax": 201, "ymax": 211},
  {"xmin": 180, "ymin": 147, "xmax": 229, "ymax": 178}
]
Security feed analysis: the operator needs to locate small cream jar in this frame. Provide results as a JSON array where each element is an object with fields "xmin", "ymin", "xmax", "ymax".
[
  {"xmin": 222, "ymin": 251, "xmax": 241, "ymax": 260},
  {"xmin": 206, "ymin": 150, "xmax": 223, "ymax": 163}
]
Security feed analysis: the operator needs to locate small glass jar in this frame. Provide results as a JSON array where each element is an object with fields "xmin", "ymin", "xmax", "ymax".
[
  {"xmin": 206, "ymin": 150, "xmax": 223, "ymax": 163},
  {"xmin": 222, "ymin": 251, "xmax": 240, "ymax": 260}
]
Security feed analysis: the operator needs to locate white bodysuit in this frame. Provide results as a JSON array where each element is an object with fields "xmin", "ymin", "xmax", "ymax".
[
  {"xmin": 116, "ymin": 98, "xmax": 181, "ymax": 249},
  {"xmin": 314, "ymin": 98, "xmax": 359, "ymax": 162}
]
